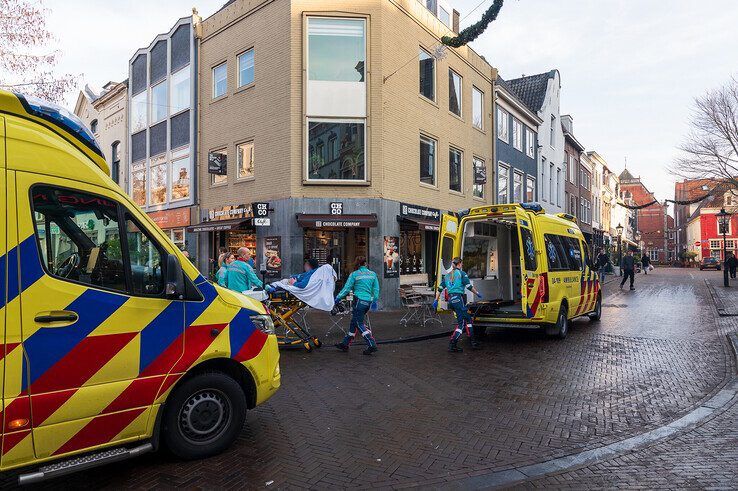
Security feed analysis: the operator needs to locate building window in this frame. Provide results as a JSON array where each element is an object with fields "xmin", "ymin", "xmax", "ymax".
[
  {"xmin": 171, "ymin": 156, "xmax": 191, "ymax": 201},
  {"xmin": 424, "ymin": 0, "xmax": 437, "ymax": 15},
  {"xmin": 448, "ymin": 69, "xmax": 462, "ymax": 117},
  {"xmin": 90, "ymin": 119, "xmax": 98, "ymax": 134},
  {"xmin": 419, "ymin": 47, "xmax": 435, "ymax": 101},
  {"xmin": 131, "ymin": 53, "xmax": 147, "ymax": 96},
  {"xmin": 150, "ymin": 40, "xmax": 168, "ymax": 84},
  {"xmin": 556, "ymin": 168, "xmax": 562, "ymax": 206},
  {"xmin": 150, "ymin": 80, "xmax": 168, "ymax": 124},
  {"xmin": 212, "ymin": 62, "xmax": 227, "ymax": 98},
  {"xmin": 570, "ymin": 195, "xmax": 577, "ymax": 216},
  {"xmin": 472, "ymin": 87, "xmax": 483, "ymax": 130},
  {"xmin": 526, "ymin": 177, "xmax": 536, "ymax": 202},
  {"xmin": 540, "ymin": 158, "xmax": 546, "ymax": 201},
  {"xmin": 550, "ymin": 114, "xmax": 555, "ymax": 147},
  {"xmin": 512, "ymin": 119, "xmax": 523, "ymax": 151},
  {"xmin": 497, "ymin": 163, "xmax": 509, "ymax": 204},
  {"xmin": 497, "ymin": 107, "xmax": 509, "ymax": 142},
  {"xmin": 131, "ymin": 130, "xmax": 146, "ymax": 163},
  {"xmin": 308, "ymin": 17, "xmax": 365, "ymax": 82},
  {"xmin": 150, "ymin": 163, "xmax": 167, "ymax": 205},
  {"xmin": 132, "ymin": 167, "xmax": 146, "ymax": 206},
  {"xmin": 149, "ymin": 121, "xmax": 167, "ymax": 157},
  {"xmin": 526, "ymin": 130, "xmax": 535, "ymax": 158},
  {"xmin": 420, "ymin": 134, "xmax": 436, "ymax": 186},
  {"xmin": 170, "ymin": 67, "xmax": 190, "ymax": 114},
  {"xmin": 549, "ymin": 163, "xmax": 554, "ymax": 204},
  {"xmin": 238, "ymin": 48, "xmax": 255, "ymax": 87},
  {"xmin": 170, "ymin": 24, "xmax": 190, "ymax": 73},
  {"xmin": 449, "ymin": 147, "xmax": 462, "ymax": 193},
  {"xmin": 581, "ymin": 169, "xmax": 591, "ymax": 190},
  {"xmin": 170, "ymin": 110, "xmax": 190, "ymax": 150},
  {"xmin": 438, "ymin": 6, "xmax": 451, "ymax": 26},
  {"xmin": 237, "ymin": 141, "xmax": 254, "ymax": 180},
  {"xmin": 131, "ymin": 91, "xmax": 147, "ymax": 133},
  {"xmin": 648, "ymin": 249, "xmax": 659, "ymax": 261},
  {"xmin": 473, "ymin": 157, "xmax": 485, "ymax": 199},
  {"xmin": 211, "ymin": 148, "xmax": 228, "ymax": 185},
  {"xmin": 111, "ymin": 141, "xmax": 120, "ymax": 184},
  {"xmin": 307, "ymin": 120, "xmax": 365, "ymax": 181},
  {"xmin": 513, "ymin": 171, "xmax": 523, "ymax": 202}
]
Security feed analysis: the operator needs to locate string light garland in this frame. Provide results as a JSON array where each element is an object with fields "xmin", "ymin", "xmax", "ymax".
[{"xmin": 441, "ymin": 0, "xmax": 504, "ymax": 48}]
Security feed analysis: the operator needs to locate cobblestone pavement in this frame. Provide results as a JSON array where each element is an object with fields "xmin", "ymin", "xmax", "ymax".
[{"xmin": 18, "ymin": 269, "xmax": 737, "ymax": 489}]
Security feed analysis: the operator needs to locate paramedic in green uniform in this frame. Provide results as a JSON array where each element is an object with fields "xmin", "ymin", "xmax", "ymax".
[
  {"xmin": 334, "ymin": 256, "xmax": 380, "ymax": 355},
  {"xmin": 433, "ymin": 256, "xmax": 482, "ymax": 352},
  {"xmin": 226, "ymin": 247, "xmax": 263, "ymax": 292}
]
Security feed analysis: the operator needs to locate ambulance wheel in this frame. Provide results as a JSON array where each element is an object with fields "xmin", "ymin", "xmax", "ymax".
[
  {"xmin": 162, "ymin": 372, "xmax": 246, "ymax": 460},
  {"xmin": 589, "ymin": 295, "xmax": 602, "ymax": 321},
  {"xmin": 546, "ymin": 305, "xmax": 569, "ymax": 339}
]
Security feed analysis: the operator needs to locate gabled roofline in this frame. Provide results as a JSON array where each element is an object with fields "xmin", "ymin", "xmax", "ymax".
[
  {"xmin": 563, "ymin": 131, "xmax": 585, "ymax": 153},
  {"xmin": 128, "ymin": 15, "xmax": 192, "ymax": 65},
  {"xmin": 495, "ymin": 83, "xmax": 543, "ymax": 127}
]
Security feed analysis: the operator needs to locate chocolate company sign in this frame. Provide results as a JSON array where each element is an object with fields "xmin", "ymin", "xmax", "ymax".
[
  {"xmin": 400, "ymin": 203, "xmax": 440, "ymax": 222},
  {"xmin": 204, "ymin": 204, "xmax": 253, "ymax": 221}
]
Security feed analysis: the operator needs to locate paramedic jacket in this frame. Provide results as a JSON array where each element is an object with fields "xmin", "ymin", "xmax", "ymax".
[
  {"xmin": 226, "ymin": 259, "xmax": 263, "ymax": 292},
  {"xmin": 438, "ymin": 269, "xmax": 473, "ymax": 296},
  {"xmin": 337, "ymin": 266, "xmax": 380, "ymax": 302}
]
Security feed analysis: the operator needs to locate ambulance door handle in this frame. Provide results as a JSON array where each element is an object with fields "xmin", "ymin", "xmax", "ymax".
[{"xmin": 34, "ymin": 311, "xmax": 79, "ymax": 325}]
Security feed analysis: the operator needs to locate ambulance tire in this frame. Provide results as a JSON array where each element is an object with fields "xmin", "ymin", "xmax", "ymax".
[
  {"xmin": 588, "ymin": 294, "xmax": 602, "ymax": 321},
  {"xmin": 162, "ymin": 372, "xmax": 247, "ymax": 460},
  {"xmin": 546, "ymin": 305, "xmax": 568, "ymax": 339}
]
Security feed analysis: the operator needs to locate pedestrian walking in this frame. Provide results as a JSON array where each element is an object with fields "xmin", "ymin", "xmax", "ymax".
[
  {"xmin": 595, "ymin": 248, "xmax": 610, "ymax": 284},
  {"xmin": 620, "ymin": 250, "xmax": 636, "ymax": 290},
  {"xmin": 727, "ymin": 252, "xmax": 737, "ymax": 279},
  {"xmin": 641, "ymin": 254, "xmax": 650, "ymax": 275},
  {"xmin": 216, "ymin": 252, "xmax": 235, "ymax": 287},
  {"xmin": 433, "ymin": 257, "xmax": 483, "ymax": 352},
  {"xmin": 226, "ymin": 246, "xmax": 263, "ymax": 292},
  {"xmin": 334, "ymin": 256, "xmax": 380, "ymax": 355}
]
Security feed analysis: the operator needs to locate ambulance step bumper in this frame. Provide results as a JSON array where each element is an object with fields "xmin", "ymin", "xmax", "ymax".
[{"xmin": 18, "ymin": 442, "xmax": 153, "ymax": 485}]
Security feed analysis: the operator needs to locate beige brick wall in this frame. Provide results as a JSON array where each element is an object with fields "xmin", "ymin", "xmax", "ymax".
[{"xmin": 199, "ymin": 0, "xmax": 496, "ymax": 213}]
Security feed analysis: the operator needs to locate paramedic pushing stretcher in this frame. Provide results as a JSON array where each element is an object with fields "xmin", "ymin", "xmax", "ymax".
[
  {"xmin": 433, "ymin": 257, "xmax": 482, "ymax": 352},
  {"xmin": 334, "ymin": 256, "xmax": 380, "ymax": 355}
]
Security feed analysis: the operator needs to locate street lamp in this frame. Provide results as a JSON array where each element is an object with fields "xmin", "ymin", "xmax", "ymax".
[
  {"xmin": 716, "ymin": 208, "xmax": 732, "ymax": 287},
  {"xmin": 616, "ymin": 223, "xmax": 624, "ymax": 276}
]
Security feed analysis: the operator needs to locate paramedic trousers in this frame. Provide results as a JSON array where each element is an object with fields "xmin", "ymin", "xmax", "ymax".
[
  {"xmin": 341, "ymin": 299, "xmax": 377, "ymax": 348},
  {"xmin": 448, "ymin": 294, "xmax": 473, "ymax": 343}
]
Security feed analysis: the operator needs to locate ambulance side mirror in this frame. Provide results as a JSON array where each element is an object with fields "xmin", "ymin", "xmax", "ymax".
[{"xmin": 165, "ymin": 253, "xmax": 185, "ymax": 299}]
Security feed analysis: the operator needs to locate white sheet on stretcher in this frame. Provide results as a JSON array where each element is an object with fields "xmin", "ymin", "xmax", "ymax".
[{"xmin": 273, "ymin": 264, "xmax": 337, "ymax": 311}]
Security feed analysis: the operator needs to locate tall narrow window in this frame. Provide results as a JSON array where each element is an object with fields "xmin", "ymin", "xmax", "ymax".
[
  {"xmin": 526, "ymin": 177, "xmax": 536, "ymax": 202},
  {"xmin": 556, "ymin": 168, "xmax": 562, "ymax": 206},
  {"xmin": 419, "ymin": 48, "xmax": 435, "ymax": 100},
  {"xmin": 473, "ymin": 157, "xmax": 485, "ymax": 199},
  {"xmin": 237, "ymin": 141, "xmax": 254, "ymax": 180},
  {"xmin": 449, "ymin": 147, "xmax": 462, "ymax": 193},
  {"xmin": 448, "ymin": 69, "xmax": 462, "ymax": 117},
  {"xmin": 90, "ymin": 119, "xmax": 98, "ymax": 134},
  {"xmin": 308, "ymin": 18, "xmax": 365, "ymax": 82},
  {"xmin": 238, "ymin": 48, "xmax": 255, "ymax": 87},
  {"xmin": 513, "ymin": 171, "xmax": 523, "ymax": 202},
  {"xmin": 170, "ymin": 67, "xmax": 190, "ymax": 114},
  {"xmin": 150, "ymin": 81, "xmax": 168, "ymax": 124},
  {"xmin": 497, "ymin": 107, "xmax": 509, "ymax": 142},
  {"xmin": 212, "ymin": 62, "xmax": 227, "ymax": 98},
  {"xmin": 526, "ymin": 130, "xmax": 535, "ymax": 158},
  {"xmin": 420, "ymin": 134, "xmax": 436, "ymax": 186},
  {"xmin": 550, "ymin": 114, "xmax": 556, "ymax": 147},
  {"xmin": 131, "ymin": 91, "xmax": 147, "ymax": 133},
  {"xmin": 512, "ymin": 119, "xmax": 523, "ymax": 151},
  {"xmin": 472, "ymin": 87, "xmax": 483, "ymax": 130},
  {"xmin": 497, "ymin": 163, "xmax": 509, "ymax": 204},
  {"xmin": 549, "ymin": 163, "xmax": 554, "ymax": 204},
  {"xmin": 111, "ymin": 141, "xmax": 120, "ymax": 184}
]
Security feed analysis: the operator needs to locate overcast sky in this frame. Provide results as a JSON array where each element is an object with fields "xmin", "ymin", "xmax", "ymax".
[{"xmin": 47, "ymin": 0, "xmax": 738, "ymax": 200}]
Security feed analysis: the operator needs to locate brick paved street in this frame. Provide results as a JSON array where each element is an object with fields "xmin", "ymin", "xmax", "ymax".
[{"xmin": 19, "ymin": 269, "xmax": 738, "ymax": 489}]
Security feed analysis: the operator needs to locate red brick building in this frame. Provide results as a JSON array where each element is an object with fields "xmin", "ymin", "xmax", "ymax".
[
  {"xmin": 619, "ymin": 169, "xmax": 676, "ymax": 263},
  {"xmin": 674, "ymin": 179, "xmax": 717, "ymax": 256},
  {"xmin": 680, "ymin": 182, "xmax": 738, "ymax": 261}
]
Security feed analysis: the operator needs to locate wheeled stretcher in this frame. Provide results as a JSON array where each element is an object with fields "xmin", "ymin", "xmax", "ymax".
[{"xmin": 265, "ymin": 291, "xmax": 322, "ymax": 352}]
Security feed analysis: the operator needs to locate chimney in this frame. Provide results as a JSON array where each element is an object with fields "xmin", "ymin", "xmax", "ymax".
[
  {"xmin": 452, "ymin": 9, "xmax": 460, "ymax": 33},
  {"xmin": 561, "ymin": 114, "xmax": 574, "ymax": 134}
]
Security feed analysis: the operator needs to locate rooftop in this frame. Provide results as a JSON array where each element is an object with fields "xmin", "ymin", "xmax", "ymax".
[{"xmin": 505, "ymin": 70, "xmax": 556, "ymax": 113}]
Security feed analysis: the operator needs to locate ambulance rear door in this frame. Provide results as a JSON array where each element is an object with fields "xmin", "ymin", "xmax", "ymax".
[
  {"xmin": 513, "ymin": 208, "xmax": 542, "ymax": 319},
  {"xmin": 435, "ymin": 212, "xmax": 460, "ymax": 310}
]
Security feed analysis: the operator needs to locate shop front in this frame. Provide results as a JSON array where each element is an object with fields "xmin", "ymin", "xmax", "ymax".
[
  {"xmin": 187, "ymin": 204, "xmax": 257, "ymax": 277},
  {"xmin": 148, "ymin": 207, "xmax": 192, "ymax": 250},
  {"xmin": 296, "ymin": 213, "xmax": 377, "ymax": 286},
  {"xmin": 396, "ymin": 203, "xmax": 440, "ymax": 286}
]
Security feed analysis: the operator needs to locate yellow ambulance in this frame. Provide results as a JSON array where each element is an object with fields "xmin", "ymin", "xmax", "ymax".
[
  {"xmin": 0, "ymin": 91, "xmax": 280, "ymax": 483},
  {"xmin": 436, "ymin": 203, "xmax": 601, "ymax": 338}
]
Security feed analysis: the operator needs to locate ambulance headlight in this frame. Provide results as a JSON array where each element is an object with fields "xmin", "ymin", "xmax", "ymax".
[{"xmin": 250, "ymin": 314, "xmax": 274, "ymax": 335}]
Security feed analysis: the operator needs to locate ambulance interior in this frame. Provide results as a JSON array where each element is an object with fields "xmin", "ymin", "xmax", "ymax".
[{"xmin": 460, "ymin": 217, "xmax": 524, "ymax": 313}]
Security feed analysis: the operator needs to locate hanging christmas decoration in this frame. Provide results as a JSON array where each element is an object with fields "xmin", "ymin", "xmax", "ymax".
[
  {"xmin": 618, "ymin": 191, "xmax": 717, "ymax": 210},
  {"xmin": 441, "ymin": 0, "xmax": 505, "ymax": 48}
]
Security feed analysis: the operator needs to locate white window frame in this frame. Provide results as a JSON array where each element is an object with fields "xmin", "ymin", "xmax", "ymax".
[
  {"xmin": 497, "ymin": 162, "xmax": 510, "ymax": 204},
  {"xmin": 420, "ymin": 133, "xmax": 437, "ymax": 187},
  {"xmin": 472, "ymin": 86, "xmax": 484, "ymax": 131},
  {"xmin": 550, "ymin": 114, "xmax": 556, "ymax": 148},
  {"xmin": 236, "ymin": 141, "xmax": 255, "ymax": 181},
  {"xmin": 448, "ymin": 68, "xmax": 462, "ymax": 118},
  {"xmin": 170, "ymin": 66, "xmax": 190, "ymax": 116},
  {"xmin": 150, "ymin": 80, "xmax": 168, "ymax": 124},
  {"xmin": 212, "ymin": 62, "xmax": 227, "ymax": 99},
  {"xmin": 525, "ymin": 130, "xmax": 535, "ymax": 158},
  {"xmin": 512, "ymin": 118, "xmax": 523, "ymax": 151},
  {"xmin": 210, "ymin": 148, "xmax": 228, "ymax": 186},
  {"xmin": 526, "ymin": 176, "xmax": 536, "ymax": 202},
  {"xmin": 305, "ymin": 118, "xmax": 367, "ymax": 183},
  {"xmin": 497, "ymin": 107, "xmax": 509, "ymax": 142},
  {"xmin": 237, "ymin": 48, "xmax": 255, "ymax": 88},
  {"xmin": 513, "ymin": 171, "xmax": 524, "ymax": 202},
  {"xmin": 648, "ymin": 249, "xmax": 659, "ymax": 261}
]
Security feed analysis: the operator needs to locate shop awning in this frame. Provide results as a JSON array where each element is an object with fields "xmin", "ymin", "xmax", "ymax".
[
  {"xmin": 397, "ymin": 216, "xmax": 440, "ymax": 232},
  {"xmin": 186, "ymin": 218, "xmax": 251, "ymax": 233},
  {"xmin": 296, "ymin": 214, "xmax": 378, "ymax": 228}
]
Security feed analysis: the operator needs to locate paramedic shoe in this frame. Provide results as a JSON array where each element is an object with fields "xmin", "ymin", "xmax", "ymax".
[
  {"xmin": 334, "ymin": 343, "xmax": 349, "ymax": 352},
  {"xmin": 362, "ymin": 346, "xmax": 378, "ymax": 356},
  {"xmin": 448, "ymin": 342, "xmax": 463, "ymax": 353}
]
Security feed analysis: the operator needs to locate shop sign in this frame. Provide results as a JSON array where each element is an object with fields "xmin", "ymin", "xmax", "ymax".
[
  {"xmin": 474, "ymin": 163, "xmax": 487, "ymax": 185},
  {"xmin": 383, "ymin": 236, "xmax": 399, "ymax": 279},
  {"xmin": 254, "ymin": 217, "xmax": 271, "ymax": 227},
  {"xmin": 399, "ymin": 202, "xmax": 440, "ymax": 222},
  {"xmin": 263, "ymin": 236, "xmax": 282, "ymax": 278},
  {"xmin": 148, "ymin": 207, "xmax": 191, "ymax": 229},
  {"xmin": 330, "ymin": 202, "xmax": 344, "ymax": 215},
  {"xmin": 208, "ymin": 151, "xmax": 227, "ymax": 175},
  {"xmin": 253, "ymin": 202, "xmax": 269, "ymax": 218},
  {"xmin": 205, "ymin": 204, "xmax": 253, "ymax": 221},
  {"xmin": 297, "ymin": 214, "xmax": 378, "ymax": 228}
]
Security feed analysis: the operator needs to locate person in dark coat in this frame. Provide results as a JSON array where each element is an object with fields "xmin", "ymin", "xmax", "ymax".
[
  {"xmin": 620, "ymin": 250, "xmax": 636, "ymax": 290},
  {"xmin": 595, "ymin": 248, "xmax": 610, "ymax": 284},
  {"xmin": 727, "ymin": 252, "xmax": 738, "ymax": 279},
  {"xmin": 641, "ymin": 254, "xmax": 650, "ymax": 275}
]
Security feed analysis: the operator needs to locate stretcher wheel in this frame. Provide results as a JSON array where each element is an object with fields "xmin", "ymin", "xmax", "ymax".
[
  {"xmin": 303, "ymin": 342, "xmax": 313, "ymax": 352},
  {"xmin": 312, "ymin": 338, "xmax": 322, "ymax": 348}
]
